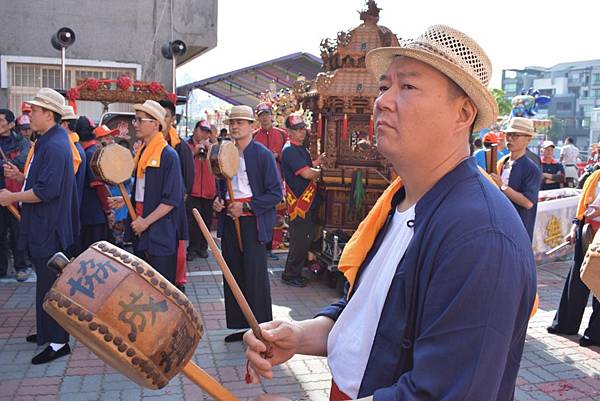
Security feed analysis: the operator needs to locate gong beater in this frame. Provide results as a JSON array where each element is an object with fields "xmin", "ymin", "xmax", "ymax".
[{"xmin": 43, "ymin": 241, "xmax": 238, "ymax": 401}]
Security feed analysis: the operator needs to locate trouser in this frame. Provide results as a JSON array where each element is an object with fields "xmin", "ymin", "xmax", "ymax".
[
  {"xmin": 186, "ymin": 196, "xmax": 214, "ymax": 253},
  {"xmin": 81, "ymin": 223, "xmax": 113, "ymax": 251},
  {"xmin": 283, "ymin": 210, "xmax": 315, "ymax": 277},
  {"xmin": 135, "ymin": 251, "xmax": 177, "ymax": 285},
  {"xmin": 551, "ymin": 220, "xmax": 600, "ymax": 340},
  {"xmin": 221, "ymin": 215, "xmax": 272, "ymax": 329},
  {"xmin": 0, "ymin": 206, "xmax": 27, "ymax": 275},
  {"xmin": 32, "ymin": 256, "xmax": 69, "ymax": 345}
]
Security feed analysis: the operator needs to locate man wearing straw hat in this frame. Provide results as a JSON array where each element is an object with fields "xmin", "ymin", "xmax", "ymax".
[
  {"xmin": 0, "ymin": 88, "xmax": 79, "ymax": 364},
  {"xmin": 108, "ymin": 100, "xmax": 185, "ymax": 285},
  {"xmin": 491, "ymin": 117, "xmax": 541, "ymax": 241},
  {"xmin": 244, "ymin": 25, "xmax": 536, "ymax": 401},
  {"xmin": 213, "ymin": 105, "xmax": 282, "ymax": 343}
]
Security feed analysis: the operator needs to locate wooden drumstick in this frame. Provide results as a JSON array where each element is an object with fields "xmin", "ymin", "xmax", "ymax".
[
  {"xmin": 181, "ymin": 362, "xmax": 238, "ymax": 401},
  {"xmin": 118, "ymin": 182, "xmax": 137, "ymax": 220},
  {"xmin": 225, "ymin": 179, "xmax": 243, "ymax": 251},
  {"xmin": 192, "ymin": 208, "xmax": 267, "ymax": 345}
]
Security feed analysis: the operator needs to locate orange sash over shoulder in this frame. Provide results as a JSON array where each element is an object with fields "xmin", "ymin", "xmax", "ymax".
[{"xmin": 134, "ymin": 133, "xmax": 167, "ymax": 178}]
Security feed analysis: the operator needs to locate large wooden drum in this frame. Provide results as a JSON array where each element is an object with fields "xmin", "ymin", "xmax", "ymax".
[
  {"xmin": 209, "ymin": 140, "xmax": 239, "ymax": 180},
  {"xmin": 43, "ymin": 241, "xmax": 237, "ymax": 400}
]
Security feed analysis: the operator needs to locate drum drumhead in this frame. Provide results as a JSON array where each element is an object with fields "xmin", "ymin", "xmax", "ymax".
[
  {"xmin": 214, "ymin": 141, "xmax": 239, "ymax": 179},
  {"xmin": 93, "ymin": 144, "xmax": 134, "ymax": 184}
]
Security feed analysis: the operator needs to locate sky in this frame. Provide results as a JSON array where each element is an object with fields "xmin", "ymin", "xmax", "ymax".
[{"xmin": 178, "ymin": 0, "xmax": 600, "ymax": 95}]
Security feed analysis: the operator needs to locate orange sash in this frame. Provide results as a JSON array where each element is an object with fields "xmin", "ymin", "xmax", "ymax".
[{"xmin": 133, "ymin": 133, "xmax": 167, "ymax": 178}]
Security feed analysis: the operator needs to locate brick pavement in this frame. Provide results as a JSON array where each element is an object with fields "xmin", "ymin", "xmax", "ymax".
[{"xmin": 1, "ymin": 254, "xmax": 600, "ymax": 400}]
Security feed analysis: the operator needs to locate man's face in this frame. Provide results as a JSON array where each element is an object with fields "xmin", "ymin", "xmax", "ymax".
[
  {"xmin": 258, "ymin": 112, "xmax": 272, "ymax": 129},
  {"xmin": 163, "ymin": 109, "xmax": 174, "ymax": 130},
  {"xmin": 194, "ymin": 127, "xmax": 211, "ymax": 142},
  {"xmin": 133, "ymin": 111, "xmax": 159, "ymax": 140},
  {"xmin": 0, "ymin": 114, "xmax": 14, "ymax": 136},
  {"xmin": 288, "ymin": 127, "xmax": 307, "ymax": 143},
  {"xmin": 60, "ymin": 121, "xmax": 70, "ymax": 132},
  {"xmin": 505, "ymin": 132, "xmax": 531, "ymax": 153},
  {"xmin": 229, "ymin": 119, "xmax": 253, "ymax": 141},
  {"xmin": 373, "ymin": 56, "xmax": 468, "ymax": 165},
  {"xmin": 19, "ymin": 127, "xmax": 32, "ymax": 139},
  {"xmin": 29, "ymin": 105, "xmax": 53, "ymax": 132},
  {"xmin": 543, "ymin": 146, "xmax": 554, "ymax": 159}
]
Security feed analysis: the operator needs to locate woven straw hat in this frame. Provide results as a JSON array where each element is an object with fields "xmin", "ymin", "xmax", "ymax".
[
  {"xmin": 366, "ymin": 24, "xmax": 498, "ymax": 131},
  {"xmin": 61, "ymin": 105, "xmax": 77, "ymax": 121},
  {"xmin": 505, "ymin": 117, "xmax": 535, "ymax": 137},
  {"xmin": 26, "ymin": 88, "xmax": 66, "ymax": 116},
  {"xmin": 133, "ymin": 100, "xmax": 166, "ymax": 130},
  {"xmin": 224, "ymin": 105, "xmax": 255, "ymax": 124}
]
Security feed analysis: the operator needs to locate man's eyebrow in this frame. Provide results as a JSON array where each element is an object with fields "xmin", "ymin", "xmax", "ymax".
[{"xmin": 379, "ymin": 71, "xmax": 421, "ymax": 82}]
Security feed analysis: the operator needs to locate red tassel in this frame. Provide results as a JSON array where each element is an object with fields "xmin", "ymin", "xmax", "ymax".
[
  {"xmin": 317, "ymin": 113, "xmax": 322, "ymax": 138},
  {"xmin": 69, "ymin": 99, "xmax": 78, "ymax": 114},
  {"xmin": 342, "ymin": 114, "xmax": 348, "ymax": 141},
  {"xmin": 369, "ymin": 115, "xmax": 374, "ymax": 142}
]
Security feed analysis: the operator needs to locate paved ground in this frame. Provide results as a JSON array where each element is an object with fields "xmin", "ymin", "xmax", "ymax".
[{"xmin": 1, "ymin": 253, "xmax": 600, "ymax": 401}]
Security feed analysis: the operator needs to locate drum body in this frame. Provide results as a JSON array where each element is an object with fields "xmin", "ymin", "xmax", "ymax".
[
  {"xmin": 209, "ymin": 141, "xmax": 239, "ymax": 180},
  {"xmin": 90, "ymin": 143, "xmax": 135, "ymax": 185},
  {"xmin": 43, "ymin": 242, "xmax": 203, "ymax": 389}
]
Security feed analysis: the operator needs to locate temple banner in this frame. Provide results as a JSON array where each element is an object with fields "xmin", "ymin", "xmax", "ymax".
[{"xmin": 533, "ymin": 189, "xmax": 581, "ymax": 263}]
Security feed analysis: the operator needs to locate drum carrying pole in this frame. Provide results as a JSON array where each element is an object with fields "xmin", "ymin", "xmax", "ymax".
[{"xmin": 118, "ymin": 183, "xmax": 137, "ymax": 220}]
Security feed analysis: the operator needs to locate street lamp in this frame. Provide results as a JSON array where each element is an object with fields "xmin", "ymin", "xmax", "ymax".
[
  {"xmin": 51, "ymin": 27, "xmax": 76, "ymax": 90},
  {"xmin": 161, "ymin": 40, "xmax": 187, "ymax": 93}
]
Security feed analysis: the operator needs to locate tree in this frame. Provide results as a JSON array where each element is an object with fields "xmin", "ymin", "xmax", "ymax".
[
  {"xmin": 546, "ymin": 117, "xmax": 567, "ymax": 143},
  {"xmin": 489, "ymin": 88, "xmax": 512, "ymax": 117}
]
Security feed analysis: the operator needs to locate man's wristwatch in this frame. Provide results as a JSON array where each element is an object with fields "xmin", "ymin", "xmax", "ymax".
[
  {"xmin": 242, "ymin": 202, "xmax": 252, "ymax": 213},
  {"xmin": 500, "ymin": 184, "xmax": 509, "ymax": 192}
]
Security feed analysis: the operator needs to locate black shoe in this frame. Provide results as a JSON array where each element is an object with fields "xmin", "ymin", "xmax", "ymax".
[
  {"xmin": 547, "ymin": 326, "xmax": 578, "ymax": 335},
  {"xmin": 26, "ymin": 334, "xmax": 37, "ymax": 343},
  {"xmin": 198, "ymin": 249, "xmax": 208, "ymax": 259},
  {"xmin": 580, "ymin": 336, "xmax": 600, "ymax": 347},
  {"xmin": 224, "ymin": 331, "xmax": 245, "ymax": 343},
  {"xmin": 31, "ymin": 344, "xmax": 71, "ymax": 365},
  {"xmin": 281, "ymin": 274, "xmax": 307, "ymax": 288},
  {"xmin": 186, "ymin": 251, "xmax": 197, "ymax": 262}
]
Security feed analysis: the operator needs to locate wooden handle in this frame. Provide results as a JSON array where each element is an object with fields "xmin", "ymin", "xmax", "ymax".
[
  {"xmin": 6, "ymin": 204, "xmax": 20, "ymax": 221},
  {"xmin": 118, "ymin": 182, "xmax": 137, "ymax": 220},
  {"xmin": 192, "ymin": 208, "xmax": 266, "ymax": 343},
  {"xmin": 225, "ymin": 179, "xmax": 243, "ymax": 251},
  {"xmin": 182, "ymin": 361, "xmax": 239, "ymax": 401}
]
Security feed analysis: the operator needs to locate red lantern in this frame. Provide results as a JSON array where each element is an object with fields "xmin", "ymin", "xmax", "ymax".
[
  {"xmin": 369, "ymin": 115, "xmax": 374, "ymax": 142},
  {"xmin": 342, "ymin": 113, "xmax": 348, "ymax": 141}
]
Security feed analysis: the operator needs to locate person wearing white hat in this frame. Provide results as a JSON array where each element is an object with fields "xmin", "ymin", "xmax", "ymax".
[
  {"xmin": 107, "ymin": 100, "xmax": 185, "ymax": 286},
  {"xmin": 244, "ymin": 25, "xmax": 536, "ymax": 401},
  {"xmin": 540, "ymin": 140, "xmax": 565, "ymax": 190},
  {"xmin": 213, "ymin": 105, "xmax": 282, "ymax": 343},
  {"xmin": 0, "ymin": 88, "xmax": 79, "ymax": 364},
  {"xmin": 491, "ymin": 117, "xmax": 542, "ymax": 240}
]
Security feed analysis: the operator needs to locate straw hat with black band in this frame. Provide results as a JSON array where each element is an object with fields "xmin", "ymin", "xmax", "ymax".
[
  {"xmin": 26, "ymin": 88, "xmax": 66, "ymax": 116},
  {"xmin": 223, "ymin": 105, "xmax": 255, "ymax": 124},
  {"xmin": 366, "ymin": 24, "xmax": 498, "ymax": 132},
  {"xmin": 505, "ymin": 117, "xmax": 535, "ymax": 137},
  {"xmin": 133, "ymin": 100, "xmax": 166, "ymax": 131}
]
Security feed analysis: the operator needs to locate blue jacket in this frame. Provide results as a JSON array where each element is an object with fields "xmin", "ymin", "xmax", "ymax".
[
  {"xmin": 74, "ymin": 141, "xmax": 86, "ymax": 212},
  {"xmin": 128, "ymin": 145, "xmax": 186, "ymax": 256},
  {"xmin": 217, "ymin": 140, "xmax": 282, "ymax": 243},
  {"xmin": 318, "ymin": 158, "xmax": 536, "ymax": 401},
  {"xmin": 19, "ymin": 124, "xmax": 79, "ymax": 258},
  {"xmin": 80, "ymin": 142, "xmax": 106, "ymax": 226}
]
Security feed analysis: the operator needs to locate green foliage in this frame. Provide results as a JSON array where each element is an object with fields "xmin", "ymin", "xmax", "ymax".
[
  {"xmin": 489, "ymin": 88, "xmax": 512, "ymax": 116},
  {"xmin": 546, "ymin": 117, "xmax": 567, "ymax": 143}
]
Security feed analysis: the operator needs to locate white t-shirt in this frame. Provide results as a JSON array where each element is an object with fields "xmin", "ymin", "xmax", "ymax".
[
  {"xmin": 135, "ymin": 174, "xmax": 146, "ymax": 202},
  {"xmin": 227, "ymin": 155, "xmax": 253, "ymax": 199},
  {"xmin": 560, "ymin": 144, "xmax": 580, "ymax": 165},
  {"xmin": 327, "ymin": 205, "xmax": 416, "ymax": 399}
]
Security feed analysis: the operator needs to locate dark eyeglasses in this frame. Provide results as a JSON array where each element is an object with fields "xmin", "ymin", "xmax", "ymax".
[{"xmin": 505, "ymin": 132, "xmax": 530, "ymax": 139}]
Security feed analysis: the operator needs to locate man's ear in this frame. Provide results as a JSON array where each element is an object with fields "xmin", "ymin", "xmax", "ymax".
[{"xmin": 455, "ymin": 97, "xmax": 477, "ymax": 131}]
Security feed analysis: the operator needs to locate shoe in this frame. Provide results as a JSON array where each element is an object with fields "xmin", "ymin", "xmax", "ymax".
[
  {"xmin": 281, "ymin": 274, "xmax": 307, "ymax": 288},
  {"xmin": 26, "ymin": 334, "xmax": 37, "ymax": 343},
  {"xmin": 16, "ymin": 269, "xmax": 31, "ymax": 282},
  {"xmin": 268, "ymin": 252, "xmax": 279, "ymax": 260},
  {"xmin": 580, "ymin": 336, "xmax": 600, "ymax": 347},
  {"xmin": 547, "ymin": 326, "xmax": 578, "ymax": 335},
  {"xmin": 198, "ymin": 250, "xmax": 208, "ymax": 259},
  {"xmin": 224, "ymin": 331, "xmax": 245, "ymax": 343},
  {"xmin": 31, "ymin": 344, "xmax": 71, "ymax": 365},
  {"xmin": 186, "ymin": 252, "xmax": 196, "ymax": 262}
]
